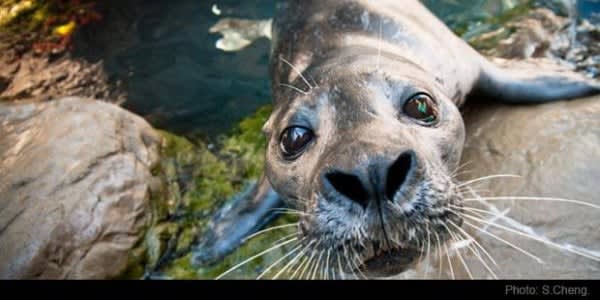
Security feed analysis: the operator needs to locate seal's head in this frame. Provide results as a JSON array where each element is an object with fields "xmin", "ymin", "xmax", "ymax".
[{"xmin": 264, "ymin": 55, "xmax": 465, "ymax": 277}]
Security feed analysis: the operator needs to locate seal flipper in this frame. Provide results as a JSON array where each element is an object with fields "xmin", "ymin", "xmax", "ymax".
[
  {"xmin": 474, "ymin": 57, "xmax": 600, "ymax": 103},
  {"xmin": 191, "ymin": 175, "xmax": 284, "ymax": 266}
]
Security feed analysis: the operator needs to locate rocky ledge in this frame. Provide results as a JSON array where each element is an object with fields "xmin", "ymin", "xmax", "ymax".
[{"xmin": 0, "ymin": 97, "xmax": 162, "ymax": 279}]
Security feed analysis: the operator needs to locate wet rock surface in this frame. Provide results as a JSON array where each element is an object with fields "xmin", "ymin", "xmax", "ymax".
[
  {"xmin": 395, "ymin": 8, "xmax": 600, "ymax": 279},
  {"xmin": 0, "ymin": 97, "xmax": 162, "ymax": 279},
  {"xmin": 470, "ymin": 7, "xmax": 600, "ymax": 78},
  {"xmin": 0, "ymin": 52, "xmax": 126, "ymax": 104},
  {"xmin": 455, "ymin": 95, "xmax": 600, "ymax": 279},
  {"xmin": 0, "ymin": 1, "xmax": 126, "ymax": 104},
  {"xmin": 392, "ymin": 96, "xmax": 600, "ymax": 280}
]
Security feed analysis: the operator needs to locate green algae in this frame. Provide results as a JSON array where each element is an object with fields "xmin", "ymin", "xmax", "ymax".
[
  {"xmin": 121, "ymin": 104, "xmax": 295, "ymax": 279},
  {"xmin": 442, "ymin": 0, "xmax": 534, "ymax": 42},
  {"xmin": 153, "ymin": 104, "xmax": 304, "ymax": 280},
  {"xmin": 163, "ymin": 214, "xmax": 298, "ymax": 279},
  {"xmin": 463, "ymin": 1, "xmax": 535, "ymax": 54}
]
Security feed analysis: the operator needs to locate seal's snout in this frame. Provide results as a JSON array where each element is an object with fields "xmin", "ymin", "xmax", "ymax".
[{"xmin": 322, "ymin": 150, "xmax": 417, "ymax": 210}]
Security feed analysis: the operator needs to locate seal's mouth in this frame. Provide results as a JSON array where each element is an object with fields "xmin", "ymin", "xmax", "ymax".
[{"xmin": 357, "ymin": 242, "xmax": 421, "ymax": 277}]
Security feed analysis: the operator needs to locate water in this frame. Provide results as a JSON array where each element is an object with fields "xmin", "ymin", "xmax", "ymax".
[
  {"xmin": 76, "ymin": 0, "xmax": 276, "ymax": 138},
  {"xmin": 76, "ymin": 0, "xmax": 598, "ymax": 138}
]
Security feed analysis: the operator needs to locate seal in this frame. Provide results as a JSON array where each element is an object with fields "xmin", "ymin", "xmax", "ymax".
[{"xmin": 194, "ymin": 0, "xmax": 600, "ymax": 278}]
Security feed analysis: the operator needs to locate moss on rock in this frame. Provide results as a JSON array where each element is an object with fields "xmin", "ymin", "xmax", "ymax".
[
  {"xmin": 445, "ymin": 0, "xmax": 534, "ymax": 42},
  {"xmin": 123, "ymin": 104, "xmax": 302, "ymax": 279}
]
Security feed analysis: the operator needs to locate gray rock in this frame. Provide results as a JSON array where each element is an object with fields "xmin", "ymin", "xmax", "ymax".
[
  {"xmin": 456, "ymin": 95, "xmax": 600, "ymax": 279},
  {"xmin": 0, "ymin": 54, "xmax": 127, "ymax": 104},
  {"xmin": 0, "ymin": 97, "xmax": 162, "ymax": 279},
  {"xmin": 399, "ymin": 95, "xmax": 600, "ymax": 279}
]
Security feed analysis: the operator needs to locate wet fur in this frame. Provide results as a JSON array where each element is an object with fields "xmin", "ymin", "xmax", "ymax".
[{"xmin": 194, "ymin": 0, "xmax": 600, "ymax": 278}]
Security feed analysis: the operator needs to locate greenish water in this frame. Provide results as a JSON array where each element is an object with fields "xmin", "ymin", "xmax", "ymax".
[{"xmin": 78, "ymin": 0, "xmax": 597, "ymax": 279}]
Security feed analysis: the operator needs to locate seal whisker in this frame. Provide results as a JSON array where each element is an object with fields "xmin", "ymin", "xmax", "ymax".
[
  {"xmin": 308, "ymin": 251, "xmax": 324, "ymax": 280},
  {"xmin": 349, "ymin": 257, "xmax": 365, "ymax": 279},
  {"xmin": 342, "ymin": 244, "xmax": 360, "ymax": 279},
  {"xmin": 463, "ymin": 196, "xmax": 600, "ymax": 210},
  {"xmin": 324, "ymin": 248, "xmax": 332, "ymax": 280},
  {"xmin": 422, "ymin": 222, "xmax": 432, "ymax": 279},
  {"xmin": 337, "ymin": 252, "xmax": 344, "ymax": 280},
  {"xmin": 291, "ymin": 252, "xmax": 310, "ymax": 279},
  {"xmin": 306, "ymin": 250, "xmax": 320, "ymax": 280},
  {"xmin": 456, "ymin": 174, "xmax": 522, "ymax": 188},
  {"xmin": 449, "ymin": 220, "xmax": 498, "ymax": 279},
  {"xmin": 311, "ymin": 250, "xmax": 325, "ymax": 280},
  {"xmin": 450, "ymin": 160, "xmax": 475, "ymax": 178},
  {"xmin": 449, "ymin": 203, "xmax": 487, "ymax": 220},
  {"xmin": 443, "ymin": 242, "xmax": 455, "ymax": 280},
  {"xmin": 297, "ymin": 239, "xmax": 322, "ymax": 279},
  {"xmin": 242, "ymin": 223, "xmax": 299, "ymax": 243},
  {"xmin": 273, "ymin": 240, "xmax": 314, "ymax": 279},
  {"xmin": 433, "ymin": 231, "xmax": 443, "ymax": 279},
  {"xmin": 279, "ymin": 83, "xmax": 309, "ymax": 95},
  {"xmin": 257, "ymin": 239, "xmax": 305, "ymax": 279},
  {"xmin": 457, "ymin": 187, "xmax": 491, "ymax": 197},
  {"xmin": 302, "ymin": 257, "xmax": 315, "ymax": 280},
  {"xmin": 448, "ymin": 219, "xmax": 498, "ymax": 267},
  {"xmin": 289, "ymin": 250, "xmax": 310, "ymax": 279},
  {"xmin": 460, "ymin": 218, "xmax": 545, "ymax": 264},
  {"xmin": 305, "ymin": 243, "xmax": 324, "ymax": 280},
  {"xmin": 268, "ymin": 207, "xmax": 308, "ymax": 214},
  {"xmin": 461, "ymin": 212, "xmax": 600, "ymax": 262},
  {"xmin": 279, "ymin": 56, "xmax": 315, "ymax": 90},
  {"xmin": 351, "ymin": 248, "xmax": 368, "ymax": 279},
  {"xmin": 417, "ymin": 231, "xmax": 426, "ymax": 266},
  {"xmin": 215, "ymin": 235, "xmax": 299, "ymax": 279},
  {"xmin": 443, "ymin": 223, "xmax": 473, "ymax": 279},
  {"xmin": 319, "ymin": 252, "xmax": 327, "ymax": 280},
  {"xmin": 458, "ymin": 200, "xmax": 600, "ymax": 262},
  {"xmin": 376, "ymin": 16, "xmax": 383, "ymax": 70}
]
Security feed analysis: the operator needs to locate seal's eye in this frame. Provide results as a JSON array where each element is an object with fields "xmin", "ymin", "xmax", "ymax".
[
  {"xmin": 403, "ymin": 93, "xmax": 438, "ymax": 125},
  {"xmin": 280, "ymin": 126, "xmax": 314, "ymax": 159}
]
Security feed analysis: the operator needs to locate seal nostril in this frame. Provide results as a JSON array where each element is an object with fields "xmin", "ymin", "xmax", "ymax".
[
  {"xmin": 325, "ymin": 171, "xmax": 369, "ymax": 209},
  {"xmin": 385, "ymin": 152, "xmax": 414, "ymax": 201}
]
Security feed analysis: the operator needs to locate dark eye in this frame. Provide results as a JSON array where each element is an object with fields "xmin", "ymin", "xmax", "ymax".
[
  {"xmin": 280, "ymin": 126, "xmax": 314, "ymax": 159},
  {"xmin": 403, "ymin": 93, "xmax": 439, "ymax": 125}
]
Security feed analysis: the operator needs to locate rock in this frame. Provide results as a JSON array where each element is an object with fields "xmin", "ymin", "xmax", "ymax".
[
  {"xmin": 0, "ymin": 54, "xmax": 126, "ymax": 104},
  {"xmin": 397, "ymin": 96, "xmax": 600, "ymax": 280},
  {"xmin": 468, "ymin": 7, "xmax": 600, "ymax": 79},
  {"xmin": 446, "ymin": 95, "xmax": 600, "ymax": 279},
  {"xmin": 478, "ymin": 8, "xmax": 568, "ymax": 59},
  {"xmin": 0, "ymin": 97, "xmax": 163, "ymax": 279},
  {"xmin": 427, "ymin": 8, "xmax": 600, "ymax": 279}
]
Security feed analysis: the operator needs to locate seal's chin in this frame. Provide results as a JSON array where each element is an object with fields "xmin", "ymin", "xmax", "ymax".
[{"xmin": 359, "ymin": 246, "xmax": 421, "ymax": 277}]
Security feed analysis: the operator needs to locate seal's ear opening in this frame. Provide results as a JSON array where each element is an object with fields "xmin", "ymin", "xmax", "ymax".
[{"xmin": 474, "ymin": 57, "xmax": 600, "ymax": 103}]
